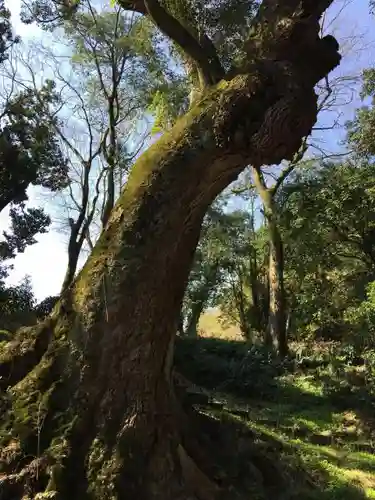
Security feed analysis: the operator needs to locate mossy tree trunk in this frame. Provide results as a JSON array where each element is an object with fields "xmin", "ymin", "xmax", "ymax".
[
  {"xmin": 267, "ymin": 216, "xmax": 288, "ymax": 356},
  {"xmin": 252, "ymin": 167, "xmax": 288, "ymax": 356},
  {"xmin": 0, "ymin": 1, "xmax": 340, "ymax": 498}
]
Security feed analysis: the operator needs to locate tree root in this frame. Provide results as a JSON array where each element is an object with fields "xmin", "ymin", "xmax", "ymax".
[
  {"xmin": 0, "ymin": 319, "xmax": 56, "ymax": 390},
  {"xmin": 0, "ymin": 335, "xmax": 239, "ymax": 500},
  {"xmin": 178, "ymin": 444, "xmax": 221, "ymax": 500},
  {"xmin": 0, "ymin": 398, "xmax": 254, "ymax": 500},
  {"xmin": 0, "ymin": 456, "xmax": 50, "ymax": 499}
]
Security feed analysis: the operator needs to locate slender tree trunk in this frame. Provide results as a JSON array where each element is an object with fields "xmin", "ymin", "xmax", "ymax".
[
  {"xmin": 60, "ymin": 227, "xmax": 82, "ymax": 293},
  {"xmin": 61, "ymin": 218, "xmax": 89, "ymax": 293},
  {"xmin": 249, "ymin": 249, "xmax": 269, "ymax": 335},
  {"xmin": 177, "ymin": 310, "xmax": 185, "ymax": 335},
  {"xmin": 0, "ymin": 5, "xmax": 340, "ymax": 496},
  {"xmin": 236, "ymin": 273, "xmax": 252, "ymax": 339},
  {"xmin": 252, "ymin": 168, "xmax": 288, "ymax": 356},
  {"xmin": 186, "ymin": 301, "xmax": 205, "ymax": 337},
  {"xmin": 186, "ymin": 264, "xmax": 219, "ymax": 337},
  {"xmin": 267, "ymin": 217, "xmax": 288, "ymax": 357},
  {"xmin": 238, "ymin": 305, "xmax": 252, "ymax": 340},
  {"xmin": 101, "ymin": 166, "xmax": 115, "ymax": 228},
  {"xmin": 250, "ymin": 278, "xmax": 269, "ymax": 338},
  {"xmin": 101, "ymin": 98, "xmax": 117, "ymax": 228},
  {"xmin": 61, "ymin": 159, "xmax": 94, "ymax": 292},
  {"xmin": 60, "ymin": 246, "xmax": 80, "ymax": 293},
  {"xmin": 229, "ymin": 270, "xmax": 252, "ymax": 339},
  {"xmin": 286, "ymin": 309, "xmax": 292, "ymax": 337}
]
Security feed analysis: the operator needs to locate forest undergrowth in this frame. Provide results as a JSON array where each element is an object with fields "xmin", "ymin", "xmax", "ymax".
[{"xmin": 175, "ymin": 336, "xmax": 375, "ymax": 500}]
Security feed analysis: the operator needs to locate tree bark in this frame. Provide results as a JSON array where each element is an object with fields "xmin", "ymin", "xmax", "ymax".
[
  {"xmin": 267, "ymin": 217, "xmax": 288, "ymax": 357},
  {"xmin": 252, "ymin": 168, "xmax": 288, "ymax": 355},
  {"xmin": 0, "ymin": 2, "xmax": 340, "ymax": 497},
  {"xmin": 186, "ymin": 303, "xmax": 204, "ymax": 337},
  {"xmin": 61, "ymin": 238, "xmax": 80, "ymax": 293},
  {"xmin": 177, "ymin": 310, "xmax": 185, "ymax": 335}
]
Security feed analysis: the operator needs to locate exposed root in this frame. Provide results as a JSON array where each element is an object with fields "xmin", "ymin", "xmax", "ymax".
[
  {"xmin": 0, "ymin": 319, "xmax": 56, "ymax": 390},
  {"xmin": 0, "ymin": 333, "xmax": 247, "ymax": 500},
  {"xmin": 0, "ymin": 390, "xmax": 263, "ymax": 500},
  {"xmin": 0, "ymin": 456, "xmax": 50, "ymax": 499},
  {"xmin": 178, "ymin": 444, "xmax": 220, "ymax": 500}
]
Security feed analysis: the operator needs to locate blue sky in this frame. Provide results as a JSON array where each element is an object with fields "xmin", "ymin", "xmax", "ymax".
[{"xmin": 1, "ymin": 0, "xmax": 375, "ymax": 302}]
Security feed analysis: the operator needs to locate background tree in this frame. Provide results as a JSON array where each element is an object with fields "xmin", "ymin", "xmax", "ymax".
[
  {"xmin": 181, "ymin": 203, "xmax": 225, "ymax": 337},
  {"xmin": 0, "ymin": 274, "xmax": 35, "ymax": 330},
  {"xmin": 347, "ymin": 67, "xmax": 375, "ymax": 158},
  {"xmin": 242, "ymin": 41, "xmax": 360, "ymax": 355},
  {"xmin": 278, "ymin": 161, "xmax": 371, "ymax": 339},
  {"xmin": 0, "ymin": 81, "xmax": 69, "ymax": 213},
  {"xmin": 212, "ymin": 2, "xmax": 366, "ymax": 356},
  {"xmin": 15, "ymin": 1, "xmax": 171, "ymax": 291},
  {"xmin": 211, "ymin": 194, "xmax": 269, "ymax": 340},
  {"xmin": 0, "ymin": 2, "xmax": 68, "ymax": 325},
  {"xmin": 272, "ymin": 63, "xmax": 375, "ymax": 347}
]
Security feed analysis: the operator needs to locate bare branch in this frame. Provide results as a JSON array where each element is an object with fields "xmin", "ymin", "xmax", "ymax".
[
  {"xmin": 141, "ymin": 0, "xmax": 224, "ymax": 86},
  {"xmin": 270, "ymin": 137, "xmax": 309, "ymax": 195}
]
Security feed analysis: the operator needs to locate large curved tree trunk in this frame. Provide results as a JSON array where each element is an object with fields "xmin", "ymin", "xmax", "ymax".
[
  {"xmin": 0, "ymin": 86, "xmax": 248, "ymax": 500},
  {"xmin": 0, "ymin": 2, "xmax": 340, "ymax": 498}
]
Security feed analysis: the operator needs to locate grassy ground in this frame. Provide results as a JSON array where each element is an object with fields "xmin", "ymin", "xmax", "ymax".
[
  {"xmin": 210, "ymin": 373, "xmax": 375, "ymax": 500},
  {"xmin": 175, "ymin": 318, "xmax": 375, "ymax": 499}
]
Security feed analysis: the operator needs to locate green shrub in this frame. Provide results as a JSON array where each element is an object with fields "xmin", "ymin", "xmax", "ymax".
[
  {"xmin": 174, "ymin": 337, "xmax": 292, "ymax": 398},
  {"xmin": 0, "ymin": 329, "xmax": 12, "ymax": 341},
  {"xmin": 344, "ymin": 281, "xmax": 375, "ymax": 351}
]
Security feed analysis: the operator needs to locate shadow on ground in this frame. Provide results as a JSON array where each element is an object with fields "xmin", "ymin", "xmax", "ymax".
[{"xmin": 174, "ymin": 336, "xmax": 375, "ymax": 500}]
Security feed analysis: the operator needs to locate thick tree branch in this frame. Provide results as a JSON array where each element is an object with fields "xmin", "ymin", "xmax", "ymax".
[
  {"xmin": 115, "ymin": 0, "xmax": 147, "ymax": 14},
  {"xmin": 242, "ymin": 0, "xmax": 341, "ymax": 85},
  {"xmin": 117, "ymin": 0, "xmax": 225, "ymax": 86}
]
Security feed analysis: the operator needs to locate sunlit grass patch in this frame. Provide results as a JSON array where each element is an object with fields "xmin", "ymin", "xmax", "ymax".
[
  {"xmin": 175, "ymin": 335, "xmax": 375, "ymax": 499},
  {"xmin": 285, "ymin": 374, "xmax": 325, "ymax": 397},
  {"xmin": 346, "ymin": 452, "xmax": 375, "ymax": 473},
  {"xmin": 223, "ymin": 373, "xmax": 375, "ymax": 499},
  {"xmin": 365, "ymin": 488, "xmax": 375, "ymax": 498}
]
